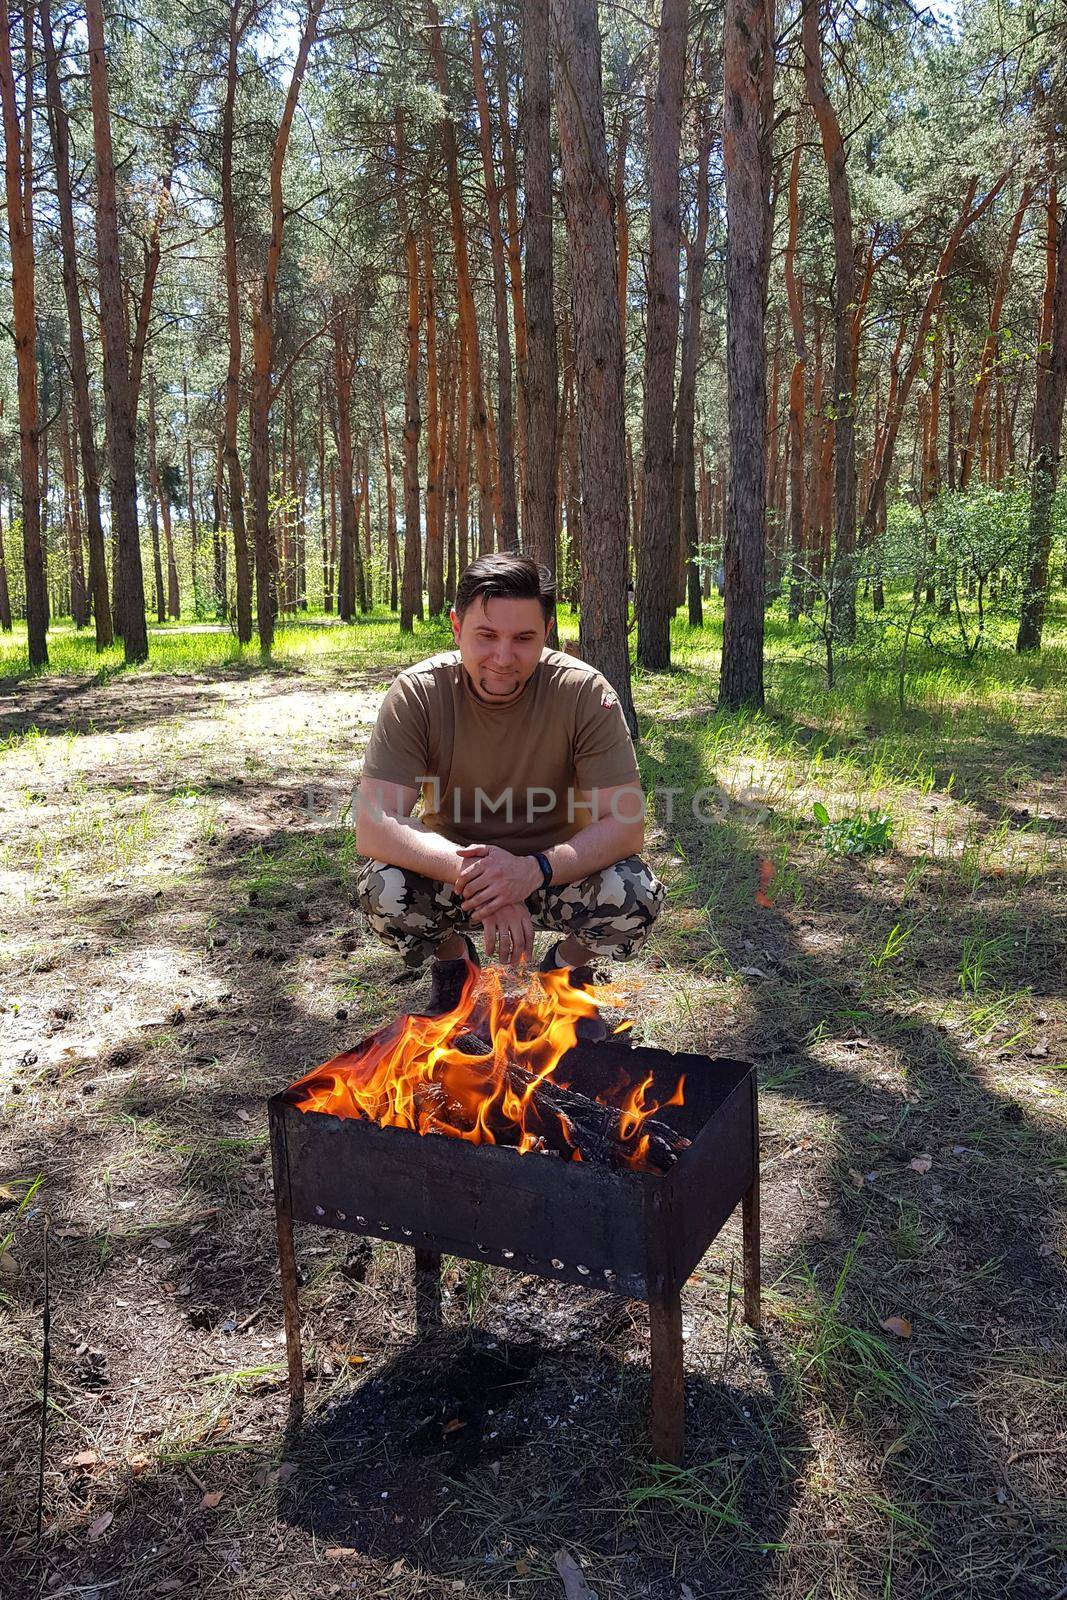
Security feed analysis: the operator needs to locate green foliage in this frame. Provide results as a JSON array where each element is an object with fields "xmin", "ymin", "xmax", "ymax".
[
  {"xmin": 867, "ymin": 921, "xmax": 912, "ymax": 970},
  {"xmin": 813, "ymin": 804, "xmax": 894, "ymax": 857}
]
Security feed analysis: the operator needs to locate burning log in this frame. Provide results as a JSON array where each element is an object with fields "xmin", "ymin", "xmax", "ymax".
[
  {"xmin": 499, "ymin": 1060, "xmax": 688, "ymax": 1172},
  {"xmin": 413, "ymin": 1042, "xmax": 687, "ymax": 1172}
]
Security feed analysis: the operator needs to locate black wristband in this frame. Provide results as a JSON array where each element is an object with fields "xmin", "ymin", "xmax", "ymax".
[{"xmin": 533, "ymin": 851, "xmax": 553, "ymax": 889}]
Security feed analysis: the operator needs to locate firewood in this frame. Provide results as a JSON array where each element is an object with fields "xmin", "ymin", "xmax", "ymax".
[
  {"xmin": 501, "ymin": 1064, "xmax": 686, "ymax": 1172},
  {"xmin": 386, "ymin": 1030, "xmax": 688, "ymax": 1172}
]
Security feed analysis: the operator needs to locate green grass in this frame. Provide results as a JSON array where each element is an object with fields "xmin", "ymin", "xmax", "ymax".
[
  {"xmin": 0, "ymin": 609, "xmax": 457, "ymax": 679},
  {"xmin": 624, "ymin": 1458, "xmax": 751, "ymax": 1537},
  {"xmin": 771, "ymin": 1237, "xmax": 932, "ymax": 1421}
]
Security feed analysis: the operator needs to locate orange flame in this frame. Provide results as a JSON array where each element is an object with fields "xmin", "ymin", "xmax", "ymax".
[{"xmin": 286, "ymin": 968, "xmax": 686, "ymax": 1172}]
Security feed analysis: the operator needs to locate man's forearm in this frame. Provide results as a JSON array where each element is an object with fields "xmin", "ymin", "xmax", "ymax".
[
  {"xmin": 544, "ymin": 817, "xmax": 644, "ymax": 887},
  {"xmin": 356, "ymin": 812, "xmax": 464, "ymax": 885}
]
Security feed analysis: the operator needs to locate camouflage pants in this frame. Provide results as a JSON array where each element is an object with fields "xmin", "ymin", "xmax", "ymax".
[{"xmin": 355, "ymin": 854, "xmax": 665, "ymax": 968}]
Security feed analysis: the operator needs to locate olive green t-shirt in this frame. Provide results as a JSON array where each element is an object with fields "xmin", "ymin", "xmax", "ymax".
[{"xmin": 360, "ymin": 648, "xmax": 641, "ymax": 854}]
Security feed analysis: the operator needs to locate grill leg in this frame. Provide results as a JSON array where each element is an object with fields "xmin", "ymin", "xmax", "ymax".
[
  {"xmin": 275, "ymin": 1207, "xmax": 304, "ymax": 1410},
  {"xmin": 648, "ymin": 1288, "xmax": 684, "ymax": 1464},
  {"xmin": 414, "ymin": 1248, "xmax": 442, "ymax": 1331},
  {"xmin": 742, "ymin": 1174, "xmax": 761, "ymax": 1329}
]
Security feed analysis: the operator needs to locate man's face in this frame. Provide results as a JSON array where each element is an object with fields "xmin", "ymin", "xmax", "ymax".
[{"xmin": 451, "ymin": 596, "xmax": 550, "ymax": 705}]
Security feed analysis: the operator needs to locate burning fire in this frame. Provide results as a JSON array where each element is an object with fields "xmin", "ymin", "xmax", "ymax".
[{"xmin": 287, "ymin": 968, "xmax": 687, "ymax": 1173}]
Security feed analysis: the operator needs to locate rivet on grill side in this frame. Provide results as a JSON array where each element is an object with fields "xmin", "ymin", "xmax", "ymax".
[
  {"xmin": 314, "ymin": 1206, "xmax": 325, "ymax": 1216},
  {"xmin": 402, "ymin": 1228, "xmax": 412, "ymax": 1237},
  {"xmin": 356, "ymin": 1215, "xmax": 366, "ymax": 1225},
  {"xmin": 378, "ymin": 1221, "xmax": 390, "ymax": 1231},
  {"xmin": 577, "ymin": 1264, "xmax": 590, "ymax": 1275},
  {"xmin": 336, "ymin": 1210, "xmax": 346, "ymax": 1221},
  {"xmin": 551, "ymin": 1258, "xmax": 564, "ymax": 1270},
  {"xmin": 478, "ymin": 1244, "xmax": 490, "ymax": 1254},
  {"xmin": 502, "ymin": 1249, "xmax": 514, "ymax": 1260},
  {"xmin": 603, "ymin": 1269, "xmax": 616, "ymax": 1280}
]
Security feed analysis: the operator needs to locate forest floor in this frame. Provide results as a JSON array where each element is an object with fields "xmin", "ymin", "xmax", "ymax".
[{"xmin": 1, "ymin": 604, "xmax": 1066, "ymax": 1600}]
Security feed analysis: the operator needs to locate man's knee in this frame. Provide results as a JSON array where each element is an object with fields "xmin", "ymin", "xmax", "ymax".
[
  {"xmin": 553, "ymin": 855, "xmax": 664, "ymax": 959},
  {"xmin": 356, "ymin": 859, "xmax": 421, "ymax": 921},
  {"xmin": 596, "ymin": 856, "xmax": 664, "ymax": 920},
  {"xmin": 355, "ymin": 858, "xmax": 463, "ymax": 963}
]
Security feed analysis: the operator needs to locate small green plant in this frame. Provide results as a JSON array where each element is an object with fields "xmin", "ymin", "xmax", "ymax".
[
  {"xmin": 461, "ymin": 1259, "xmax": 493, "ymax": 1322},
  {"xmin": 813, "ymin": 803, "xmax": 893, "ymax": 857},
  {"xmin": 889, "ymin": 1206, "xmax": 923, "ymax": 1261},
  {"xmin": 867, "ymin": 922, "xmax": 912, "ymax": 970},
  {"xmin": 959, "ymin": 930, "xmax": 1010, "ymax": 995}
]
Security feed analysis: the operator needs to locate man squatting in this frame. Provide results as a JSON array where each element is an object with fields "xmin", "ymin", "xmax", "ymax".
[{"xmin": 354, "ymin": 554, "xmax": 665, "ymax": 1013}]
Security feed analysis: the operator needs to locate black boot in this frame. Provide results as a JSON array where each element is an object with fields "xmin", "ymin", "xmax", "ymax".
[
  {"xmin": 539, "ymin": 942, "xmax": 612, "ymax": 1043},
  {"xmin": 421, "ymin": 936, "xmax": 480, "ymax": 1017}
]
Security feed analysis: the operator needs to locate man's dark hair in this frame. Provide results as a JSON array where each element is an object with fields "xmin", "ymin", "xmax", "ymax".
[{"xmin": 454, "ymin": 553, "xmax": 555, "ymax": 624}]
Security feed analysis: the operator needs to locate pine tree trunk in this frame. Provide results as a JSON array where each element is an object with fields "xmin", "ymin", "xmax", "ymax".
[
  {"xmin": 457, "ymin": 320, "xmax": 471, "ymax": 576},
  {"xmin": 426, "ymin": 1, "xmax": 496, "ymax": 560},
  {"xmin": 552, "ymin": 0, "xmax": 637, "ymax": 737},
  {"xmin": 213, "ymin": 441, "xmax": 227, "ymax": 619},
  {"xmin": 146, "ymin": 373, "xmax": 166, "ymax": 625},
  {"xmin": 360, "ymin": 443, "xmax": 373, "ymax": 609},
  {"xmin": 472, "ymin": 11, "xmax": 518, "ymax": 552},
  {"xmin": 401, "ymin": 226, "xmax": 424, "ymax": 630},
  {"xmin": 1018, "ymin": 178, "xmax": 1067, "ymax": 652},
  {"xmin": 40, "ymin": 0, "xmax": 110, "ymax": 649},
  {"xmin": 923, "ymin": 331, "xmax": 942, "ymax": 601},
  {"xmin": 0, "ymin": 495, "xmax": 13, "ymax": 631},
  {"xmin": 163, "ymin": 488, "xmax": 180, "ymax": 620},
  {"xmin": 764, "ymin": 316, "xmax": 782, "ymax": 598},
  {"xmin": 959, "ymin": 184, "xmax": 1033, "ymax": 490},
  {"xmin": 802, "ymin": 0, "xmax": 857, "ymax": 642},
  {"xmin": 443, "ymin": 332, "xmax": 458, "ymax": 603},
  {"xmin": 161, "ymin": 496, "xmax": 178, "ymax": 620},
  {"xmin": 61, "ymin": 407, "xmax": 88, "ymax": 627},
  {"xmin": 85, "ymin": 0, "xmax": 146, "ymax": 661},
  {"xmin": 1, "ymin": 0, "xmax": 48, "ymax": 665},
  {"xmin": 396, "ymin": 111, "xmax": 423, "ymax": 631},
  {"xmin": 248, "ymin": 0, "xmax": 322, "ymax": 653},
  {"xmin": 719, "ymin": 0, "xmax": 774, "ymax": 711},
  {"xmin": 636, "ymin": 0, "xmax": 687, "ymax": 670},
  {"xmin": 184, "ymin": 374, "xmax": 198, "ymax": 612},
  {"xmin": 614, "ymin": 105, "xmax": 630, "ymax": 359},
  {"xmin": 785, "ymin": 127, "xmax": 807, "ymax": 623},
  {"xmin": 318, "ymin": 391, "xmax": 330, "ymax": 612},
  {"xmin": 41, "ymin": 429, "xmax": 54, "ymax": 620},
  {"xmin": 380, "ymin": 389, "xmax": 398, "ymax": 610},
  {"xmin": 492, "ymin": 8, "xmax": 528, "ymax": 506},
  {"xmin": 331, "ymin": 323, "xmax": 359, "ymax": 622},
  {"xmin": 222, "ymin": 1, "xmax": 252, "ymax": 642},
  {"xmin": 519, "ymin": 0, "xmax": 557, "ymax": 577},
  {"xmin": 674, "ymin": 44, "xmax": 712, "ymax": 630},
  {"xmin": 328, "ymin": 463, "xmax": 337, "ymax": 609},
  {"xmin": 423, "ymin": 228, "xmax": 445, "ymax": 613}
]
